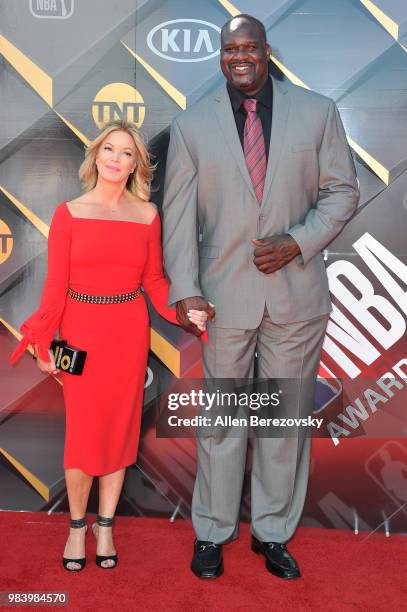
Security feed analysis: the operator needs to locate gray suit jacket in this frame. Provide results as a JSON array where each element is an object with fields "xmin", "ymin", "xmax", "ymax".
[{"xmin": 162, "ymin": 75, "xmax": 359, "ymax": 328}]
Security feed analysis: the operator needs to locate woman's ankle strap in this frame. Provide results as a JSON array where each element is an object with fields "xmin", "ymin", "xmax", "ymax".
[
  {"xmin": 70, "ymin": 517, "xmax": 87, "ymax": 528},
  {"xmin": 96, "ymin": 514, "xmax": 114, "ymax": 527}
]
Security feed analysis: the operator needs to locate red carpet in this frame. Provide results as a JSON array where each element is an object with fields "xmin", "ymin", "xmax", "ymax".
[{"xmin": 1, "ymin": 512, "xmax": 405, "ymax": 611}]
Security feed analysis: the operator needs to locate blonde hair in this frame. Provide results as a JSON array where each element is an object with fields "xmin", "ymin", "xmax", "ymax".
[{"xmin": 79, "ymin": 120, "xmax": 155, "ymax": 201}]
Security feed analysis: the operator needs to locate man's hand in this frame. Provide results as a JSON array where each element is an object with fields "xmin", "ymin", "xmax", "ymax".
[
  {"xmin": 252, "ymin": 234, "xmax": 301, "ymax": 274},
  {"xmin": 176, "ymin": 297, "xmax": 216, "ymax": 337}
]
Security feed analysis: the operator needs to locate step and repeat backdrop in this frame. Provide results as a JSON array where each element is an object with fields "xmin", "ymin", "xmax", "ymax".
[{"xmin": 1, "ymin": 0, "xmax": 407, "ymax": 534}]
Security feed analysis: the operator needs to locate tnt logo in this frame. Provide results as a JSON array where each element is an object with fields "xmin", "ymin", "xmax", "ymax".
[
  {"xmin": 92, "ymin": 83, "xmax": 145, "ymax": 129},
  {"xmin": 29, "ymin": 0, "xmax": 74, "ymax": 19},
  {"xmin": 147, "ymin": 19, "xmax": 221, "ymax": 63},
  {"xmin": 0, "ymin": 220, "xmax": 13, "ymax": 264}
]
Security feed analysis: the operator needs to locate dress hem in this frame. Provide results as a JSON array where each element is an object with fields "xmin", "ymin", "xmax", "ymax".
[{"xmin": 63, "ymin": 460, "xmax": 137, "ymax": 477}]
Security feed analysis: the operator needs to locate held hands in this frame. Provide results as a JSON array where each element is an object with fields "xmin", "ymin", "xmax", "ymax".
[
  {"xmin": 176, "ymin": 297, "xmax": 216, "ymax": 337},
  {"xmin": 252, "ymin": 234, "xmax": 301, "ymax": 274},
  {"xmin": 32, "ymin": 298, "xmax": 214, "ymax": 370},
  {"xmin": 33, "ymin": 344, "xmax": 58, "ymax": 375}
]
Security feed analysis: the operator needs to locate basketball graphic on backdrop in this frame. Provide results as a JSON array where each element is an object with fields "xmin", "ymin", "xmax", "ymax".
[{"xmin": 92, "ymin": 83, "xmax": 146, "ymax": 128}]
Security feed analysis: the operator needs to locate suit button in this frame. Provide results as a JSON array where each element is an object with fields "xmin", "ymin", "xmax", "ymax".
[{"xmin": 259, "ymin": 214, "xmax": 265, "ymax": 221}]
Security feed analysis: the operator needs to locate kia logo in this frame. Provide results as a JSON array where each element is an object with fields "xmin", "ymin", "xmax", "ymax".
[{"xmin": 147, "ymin": 19, "xmax": 221, "ymax": 63}]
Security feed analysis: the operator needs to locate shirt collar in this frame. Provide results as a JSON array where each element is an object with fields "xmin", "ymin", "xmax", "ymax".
[{"xmin": 227, "ymin": 76, "xmax": 273, "ymax": 112}]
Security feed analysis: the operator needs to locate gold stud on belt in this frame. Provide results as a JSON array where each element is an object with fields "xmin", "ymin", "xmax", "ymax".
[{"xmin": 67, "ymin": 287, "xmax": 141, "ymax": 304}]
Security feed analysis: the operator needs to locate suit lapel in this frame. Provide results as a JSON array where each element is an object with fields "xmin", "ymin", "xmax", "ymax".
[
  {"xmin": 213, "ymin": 86, "xmax": 257, "ymax": 201},
  {"xmin": 262, "ymin": 76, "xmax": 290, "ymax": 205},
  {"xmin": 213, "ymin": 76, "xmax": 290, "ymax": 205}
]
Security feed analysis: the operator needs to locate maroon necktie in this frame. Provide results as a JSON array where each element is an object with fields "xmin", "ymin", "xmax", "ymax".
[{"xmin": 243, "ymin": 98, "xmax": 267, "ymax": 205}]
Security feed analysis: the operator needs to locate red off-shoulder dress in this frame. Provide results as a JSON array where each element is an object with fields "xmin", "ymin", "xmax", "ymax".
[{"xmin": 10, "ymin": 201, "xmax": 179, "ymax": 476}]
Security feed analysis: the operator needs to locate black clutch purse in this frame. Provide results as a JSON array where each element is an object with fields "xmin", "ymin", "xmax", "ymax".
[{"xmin": 49, "ymin": 339, "xmax": 87, "ymax": 375}]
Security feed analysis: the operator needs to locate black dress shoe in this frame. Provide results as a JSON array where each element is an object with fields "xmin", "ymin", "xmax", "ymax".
[
  {"xmin": 191, "ymin": 539, "xmax": 223, "ymax": 579},
  {"xmin": 252, "ymin": 535, "xmax": 301, "ymax": 579}
]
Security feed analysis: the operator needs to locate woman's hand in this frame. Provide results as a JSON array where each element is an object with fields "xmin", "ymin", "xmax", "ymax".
[
  {"xmin": 34, "ymin": 344, "xmax": 58, "ymax": 375},
  {"xmin": 187, "ymin": 305, "xmax": 214, "ymax": 332}
]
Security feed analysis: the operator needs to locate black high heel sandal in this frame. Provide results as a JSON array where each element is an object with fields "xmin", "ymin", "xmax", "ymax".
[
  {"xmin": 62, "ymin": 517, "xmax": 88, "ymax": 572},
  {"xmin": 92, "ymin": 514, "xmax": 118, "ymax": 569}
]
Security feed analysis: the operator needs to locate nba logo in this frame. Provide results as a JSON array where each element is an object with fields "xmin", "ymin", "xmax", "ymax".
[
  {"xmin": 29, "ymin": 0, "xmax": 74, "ymax": 19},
  {"xmin": 365, "ymin": 441, "xmax": 407, "ymax": 515}
]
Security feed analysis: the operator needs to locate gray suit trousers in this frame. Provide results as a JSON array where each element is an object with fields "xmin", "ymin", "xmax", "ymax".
[{"xmin": 191, "ymin": 309, "xmax": 329, "ymax": 544}]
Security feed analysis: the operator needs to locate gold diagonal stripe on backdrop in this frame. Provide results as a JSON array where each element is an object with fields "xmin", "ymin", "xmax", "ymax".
[
  {"xmin": 150, "ymin": 328, "xmax": 180, "ymax": 377},
  {"xmin": 359, "ymin": 0, "xmax": 399, "ymax": 40},
  {"xmin": 222, "ymin": 0, "xmax": 405, "ymax": 44},
  {"xmin": 1, "ymin": 317, "xmax": 34, "ymax": 357},
  {"xmin": 0, "ymin": 186, "xmax": 49, "ymax": 237},
  {"xmin": 121, "ymin": 41, "xmax": 187, "ymax": 110},
  {"xmin": 218, "ymin": 0, "xmax": 240, "ymax": 16},
  {"xmin": 0, "ymin": 447, "xmax": 50, "ymax": 501},
  {"xmin": 53, "ymin": 111, "xmax": 89, "ymax": 145},
  {"xmin": 270, "ymin": 54, "xmax": 310, "ymax": 89},
  {"xmin": 269, "ymin": 56, "xmax": 389, "ymax": 184},
  {"xmin": 0, "ymin": 40, "xmax": 99, "ymax": 139},
  {"xmin": 0, "ymin": 34, "xmax": 53, "ymax": 106},
  {"xmin": 2, "ymin": 317, "xmax": 63, "ymax": 386},
  {"xmin": 1, "ymin": 319, "xmax": 59, "ymax": 500},
  {"xmin": 346, "ymin": 137, "xmax": 389, "ymax": 184}
]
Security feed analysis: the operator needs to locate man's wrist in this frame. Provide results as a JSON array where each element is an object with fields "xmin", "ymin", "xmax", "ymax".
[
  {"xmin": 286, "ymin": 235, "xmax": 301, "ymax": 257},
  {"xmin": 285, "ymin": 232, "xmax": 304, "ymax": 264}
]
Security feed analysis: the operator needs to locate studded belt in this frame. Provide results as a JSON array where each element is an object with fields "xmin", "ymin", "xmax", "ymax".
[{"xmin": 67, "ymin": 287, "xmax": 141, "ymax": 304}]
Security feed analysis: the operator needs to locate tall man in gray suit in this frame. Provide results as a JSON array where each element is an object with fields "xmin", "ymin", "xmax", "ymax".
[{"xmin": 162, "ymin": 15, "xmax": 359, "ymax": 579}]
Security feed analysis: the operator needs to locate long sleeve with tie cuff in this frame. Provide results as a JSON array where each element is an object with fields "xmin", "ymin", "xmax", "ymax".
[
  {"xmin": 142, "ymin": 214, "xmax": 208, "ymax": 342},
  {"xmin": 141, "ymin": 213, "xmax": 179, "ymax": 325},
  {"xmin": 9, "ymin": 204, "xmax": 71, "ymax": 365}
]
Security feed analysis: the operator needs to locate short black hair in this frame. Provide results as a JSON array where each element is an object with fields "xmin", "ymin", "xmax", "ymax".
[{"xmin": 221, "ymin": 14, "xmax": 267, "ymax": 45}]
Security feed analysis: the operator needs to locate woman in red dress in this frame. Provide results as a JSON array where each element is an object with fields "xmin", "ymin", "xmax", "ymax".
[{"xmin": 9, "ymin": 120, "xmax": 209, "ymax": 571}]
